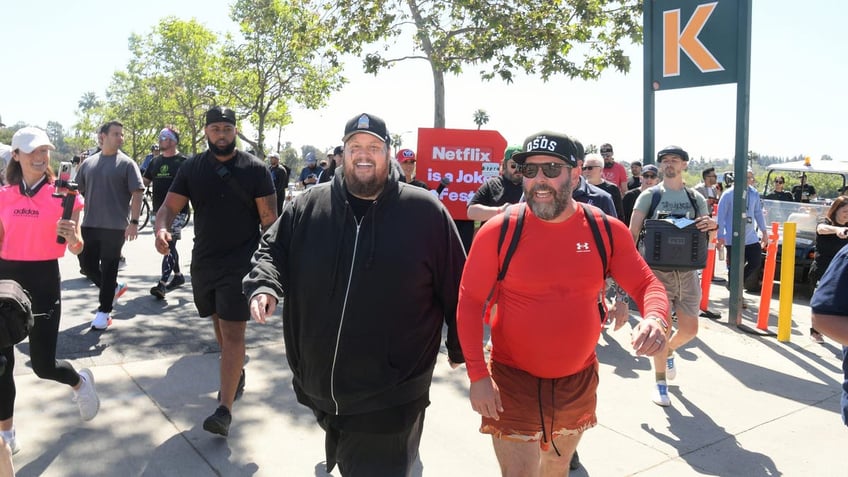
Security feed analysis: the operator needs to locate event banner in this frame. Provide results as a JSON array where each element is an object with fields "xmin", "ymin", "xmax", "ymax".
[{"xmin": 415, "ymin": 128, "xmax": 507, "ymax": 221}]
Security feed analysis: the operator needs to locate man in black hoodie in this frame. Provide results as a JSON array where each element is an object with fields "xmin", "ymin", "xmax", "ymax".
[{"xmin": 244, "ymin": 112, "xmax": 466, "ymax": 477}]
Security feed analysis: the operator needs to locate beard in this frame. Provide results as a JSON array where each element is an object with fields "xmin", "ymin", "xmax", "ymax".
[
  {"xmin": 526, "ymin": 180, "xmax": 572, "ymax": 220},
  {"xmin": 208, "ymin": 138, "xmax": 236, "ymax": 156},
  {"xmin": 344, "ymin": 159, "xmax": 387, "ymax": 199}
]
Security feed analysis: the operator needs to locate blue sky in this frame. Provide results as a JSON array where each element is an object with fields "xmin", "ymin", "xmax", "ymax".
[{"xmin": 2, "ymin": 0, "xmax": 845, "ymax": 163}]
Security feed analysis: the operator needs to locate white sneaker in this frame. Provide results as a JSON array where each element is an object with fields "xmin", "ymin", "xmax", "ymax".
[
  {"xmin": 666, "ymin": 355, "xmax": 677, "ymax": 381},
  {"xmin": 0, "ymin": 428, "xmax": 19, "ymax": 455},
  {"xmin": 113, "ymin": 282, "xmax": 128, "ymax": 306},
  {"xmin": 91, "ymin": 311, "xmax": 112, "ymax": 330},
  {"xmin": 74, "ymin": 368, "xmax": 100, "ymax": 421},
  {"xmin": 653, "ymin": 381, "xmax": 671, "ymax": 407}
]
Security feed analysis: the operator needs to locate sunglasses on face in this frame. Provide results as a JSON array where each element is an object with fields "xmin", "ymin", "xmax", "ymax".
[
  {"xmin": 774, "ymin": 180, "xmax": 784, "ymax": 184},
  {"xmin": 600, "ymin": 150, "xmax": 612, "ymax": 154},
  {"xmin": 582, "ymin": 165, "xmax": 599, "ymax": 171},
  {"xmin": 519, "ymin": 162, "xmax": 569, "ymax": 179},
  {"xmin": 507, "ymin": 163, "xmax": 518, "ymax": 170},
  {"xmin": 642, "ymin": 173, "xmax": 658, "ymax": 179}
]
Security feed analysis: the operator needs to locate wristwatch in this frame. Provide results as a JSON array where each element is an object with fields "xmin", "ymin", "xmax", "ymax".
[{"xmin": 130, "ymin": 219, "xmax": 140, "ymax": 225}]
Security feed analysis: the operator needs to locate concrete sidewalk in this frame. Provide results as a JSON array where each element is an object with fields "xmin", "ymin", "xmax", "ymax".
[{"xmin": 7, "ymin": 226, "xmax": 845, "ymax": 476}]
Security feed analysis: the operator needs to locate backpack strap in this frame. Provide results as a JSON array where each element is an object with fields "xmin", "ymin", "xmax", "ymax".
[
  {"xmin": 580, "ymin": 204, "xmax": 613, "ymax": 279},
  {"xmin": 645, "ymin": 185, "xmax": 663, "ymax": 220},
  {"xmin": 497, "ymin": 203, "xmax": 526, "ymax": 281},
  {"xmin": 684, "ymin": 187, "xmax": 703, "ymax": 217}
]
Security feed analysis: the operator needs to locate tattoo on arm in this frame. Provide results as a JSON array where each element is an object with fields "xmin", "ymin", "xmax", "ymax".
[{"xmin": 256, "ymin": 194, "xmax": 278, "ymax": 232}]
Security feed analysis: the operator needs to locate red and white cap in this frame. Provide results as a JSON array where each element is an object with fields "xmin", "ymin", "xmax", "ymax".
[{"xmin": 396, "ymin": 149, "xmax": 416, "ymax": 163}]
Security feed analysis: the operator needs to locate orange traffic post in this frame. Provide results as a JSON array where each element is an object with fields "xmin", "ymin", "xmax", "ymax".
[
  {"xmin": 757, "ymin": 222, "xmax": 780, "ymax": 330},
  {"xmin": 777, "ymin": 222, "xmax": 797, "ymax": 342},
  {"xmin": 700, "ymin": 232, "xmax": 717, "ymax": 311},
  {"xmin": 699, "ymin": 204, "xmax": 721, "ymax": 319}
]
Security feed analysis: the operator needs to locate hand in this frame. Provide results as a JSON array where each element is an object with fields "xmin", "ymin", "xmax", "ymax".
[
  {"xmin": 56, "ymin": 219, "xmax": 78, "ymax": 243},
  {"xmin": 154, "ymin": 229, "xmax": 172, "ymax": 255},
  {"xmin": 249, "ymin": 293, "xmax": 277, "ymax": 324},
  {"xmin": 469, "ymin": 376, "xmax": 503, "ymax": 420},
  {"xmin": 631, "ymin": 317, "xmax": 667, "ymax": 357},
  {"xmin": 448, "ymin": 357, "xmax": 462, "ymax": 369},
  {"xmin": 838, "ymin": 227, "xmax": 848, "ymax": 239},
  {"xmin": 612, "ymin": 301, "xmax": 630, "ymax": 330},
  {"xmin": 695, "ymin": 215, "xmax": 716, "ymax": 232},
  {"xmin": 125, "ymin": 223, "xmax": 139, "ymax": 241}
]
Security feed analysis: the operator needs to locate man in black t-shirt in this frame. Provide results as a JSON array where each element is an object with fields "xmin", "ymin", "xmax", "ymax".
[
  {"xmin": 144, "ymin": 127, "xmax": 188, "ymax": 299},
  {"xmin": 467, "ymin": 145, "xmax": 525, "ymax": 222},
  {"xmin": 268, "ymin": 152, "xmax": 289, "ymax": 214},
  {"xmin": 154, "ymin": 107, "xmax": 277, "ymax": 438},
  {"xmin": 792, "ymin": 173, "xmax": 817, "ymax": 202}
]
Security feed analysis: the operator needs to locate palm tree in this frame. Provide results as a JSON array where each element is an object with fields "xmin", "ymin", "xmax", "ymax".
[
  {"xmin": 473, "ymin": 109, "xmax": 489, "ymax": 130},
  {"xmin": 391, "ymin": 133, "xmax": 403, "ymax": 148}
]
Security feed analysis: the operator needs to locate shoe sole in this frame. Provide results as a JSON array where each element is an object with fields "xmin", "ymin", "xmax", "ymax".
[
  {"xmin": 78, "ymin": 368, "xmax": 101, "ymax": 421},
  {"xmin": 113, "ymin": 285, "xmax": 128, "ymax": 306}
]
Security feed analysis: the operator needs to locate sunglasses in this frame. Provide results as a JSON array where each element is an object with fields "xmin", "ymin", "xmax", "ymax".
[
  {"xmin": 507, "ymin": 163, "xmax": 518, "ymax": 170},
  {"xmin": 600, "ymin": 150, "xmax": 612, "ymax": 154},
  {"xmin": 519, "ymin": 162, "xmax": 569, "ymax": 179},
  {"xmin": 774, "ymin": 180, "xmax": 784, "ymax": 184},
  {"xmin": 642, "ymin": 173, "xmax": 658, "ymax": 179},
  {"xmin": 583, "ymin": 165, "xmax": 599, "ymax": 171}
]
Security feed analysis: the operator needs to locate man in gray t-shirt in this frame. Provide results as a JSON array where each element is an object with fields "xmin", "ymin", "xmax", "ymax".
[{"xmin": 75, "ymin": 120, "xmax": 144, "ymax": 330}]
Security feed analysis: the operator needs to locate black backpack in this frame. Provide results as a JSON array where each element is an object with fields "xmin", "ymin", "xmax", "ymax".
[{"xmin": 0, "ymin": 280, "xmax": 34, "ymax": 348}]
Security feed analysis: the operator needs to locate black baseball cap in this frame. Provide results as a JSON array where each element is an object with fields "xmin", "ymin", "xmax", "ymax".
[
  {"xmin": 342, "ymin": 113, "xmax": 391, "ymax": 145},
  {"xmin": 205, "ymin": 106, "xmax": 237, "ymax": 126},
  {"xmin": 657, "ymin": 145, "xmax": 689, "ymax": 162},
  {"xmin": 333, "ymin": 145, "xmax": 344, "ymax": 156},
  {"xmin": 511, "ymin": 131, "xmax": 579, "ymax": 167}
]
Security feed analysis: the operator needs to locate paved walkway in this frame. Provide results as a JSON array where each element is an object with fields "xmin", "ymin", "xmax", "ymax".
[{"xmin": 7, "ymin": 225, "xmax": 845, "ymax": 476}]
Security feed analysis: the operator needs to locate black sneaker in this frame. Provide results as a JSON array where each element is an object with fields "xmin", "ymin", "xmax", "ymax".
[
  {"xmin": 570, "ymin": 450, "xmax": 580, "ymax": 470},
  {"xmin": 150, "ymin": 283, "xmax": 166, "ymax": 299},
  {"xmin": 165, "ymin": 274, "xmax": 185, "ymax": 291},
  {"xmin": 217, "ymin": 369, "xmax": 246, "ymax": 402},
  {"xmin": 203, "ymin": 405, "xmax": 232, "ymax": 437}
]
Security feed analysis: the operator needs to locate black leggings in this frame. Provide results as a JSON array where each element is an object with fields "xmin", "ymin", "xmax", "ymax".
[
  {"xmin": 0, "ymin": 259, "xmax": 80, "ymax": 420},
  {"xmin": 160, "ymin": 237, "xmax": 181, "ymax": 283}
]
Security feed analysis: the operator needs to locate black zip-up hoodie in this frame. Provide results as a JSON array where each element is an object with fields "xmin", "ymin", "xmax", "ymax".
[{"xmin": 244, "ymin": 162, "xmax": 466, "ymax": 416}]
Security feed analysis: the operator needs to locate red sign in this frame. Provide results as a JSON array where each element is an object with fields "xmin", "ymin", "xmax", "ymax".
[{"xmin": 416, "ymin": 128, "xmax": 507, "ymax": 220}]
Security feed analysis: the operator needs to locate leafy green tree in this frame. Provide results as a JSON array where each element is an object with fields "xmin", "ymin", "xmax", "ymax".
[
  {"xmin": 123, "ymin": 18, "xmax": 223, "ymax": 155},
  {"xmin": 222, "ymin": 0, "xmax": 345, "ymax": 159},
  {"xmin": 327, "ymin": 0, "xmax": 641, "ymax": 127},
  {"xmin": 68, "ymin": 92, "xmax": 105, "ymax": 154},
  {"xmin": 472, "ymin": 109, "xmax": 489, "ymax": 130}
]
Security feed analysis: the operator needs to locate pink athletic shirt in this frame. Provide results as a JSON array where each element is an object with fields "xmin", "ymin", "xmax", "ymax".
[{"xmin": 0, "ymin": 183, "xmax": 84, "ymax": 261}]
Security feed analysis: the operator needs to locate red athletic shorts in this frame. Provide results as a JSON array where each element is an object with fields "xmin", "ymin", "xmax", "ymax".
[{"xmin": 481, "ymin": 360, "xmax": 598, "ymax": 448}]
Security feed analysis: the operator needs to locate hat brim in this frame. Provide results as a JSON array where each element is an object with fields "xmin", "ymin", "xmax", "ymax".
[
  {"xmin": 342, "ymin": 130, "xmax": 387, "ymax": 144},
  {"xmin": 511, "ymin": 151, "xmax": 575, "ymax": 166},
  {"xmin": 19, "ymin": 142, "xmax": 56, "ymax": 154}
]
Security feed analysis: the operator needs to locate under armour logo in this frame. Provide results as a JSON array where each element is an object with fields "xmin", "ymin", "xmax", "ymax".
[{"xmin": 576, "ymin": 242, "xmax": 590, "ymax": 252}]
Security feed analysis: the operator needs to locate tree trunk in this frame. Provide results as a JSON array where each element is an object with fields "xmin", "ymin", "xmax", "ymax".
[{"xmin": 431, "ymin": 63, "xmax": 446, "ymax": 128}]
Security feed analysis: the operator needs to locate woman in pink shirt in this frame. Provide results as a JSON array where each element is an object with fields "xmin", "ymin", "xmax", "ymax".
[{"xmin": 0, "ymin": 127, "xmax": 100, "ymax": 455}]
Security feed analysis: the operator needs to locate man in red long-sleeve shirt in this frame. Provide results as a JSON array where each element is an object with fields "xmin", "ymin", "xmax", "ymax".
[{"xmin": 456, "ymin": 131, "xmax": 669, "ymax": 477}]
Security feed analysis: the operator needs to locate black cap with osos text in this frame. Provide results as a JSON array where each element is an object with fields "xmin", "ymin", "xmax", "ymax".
[{"xmin": 511, "ymin": 131, "xmax": 579, "ymax": 167}]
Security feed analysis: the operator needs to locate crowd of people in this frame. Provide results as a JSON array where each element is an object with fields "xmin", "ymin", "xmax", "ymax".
[{"xmin": 1, "ymin": 110, "xmax": 847, "ymax": 477}]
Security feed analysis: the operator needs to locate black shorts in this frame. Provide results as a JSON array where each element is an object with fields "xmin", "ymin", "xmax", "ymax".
[{"xmin": 190, "ymin": 265, "xmax": 250, "ymax": 322}]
